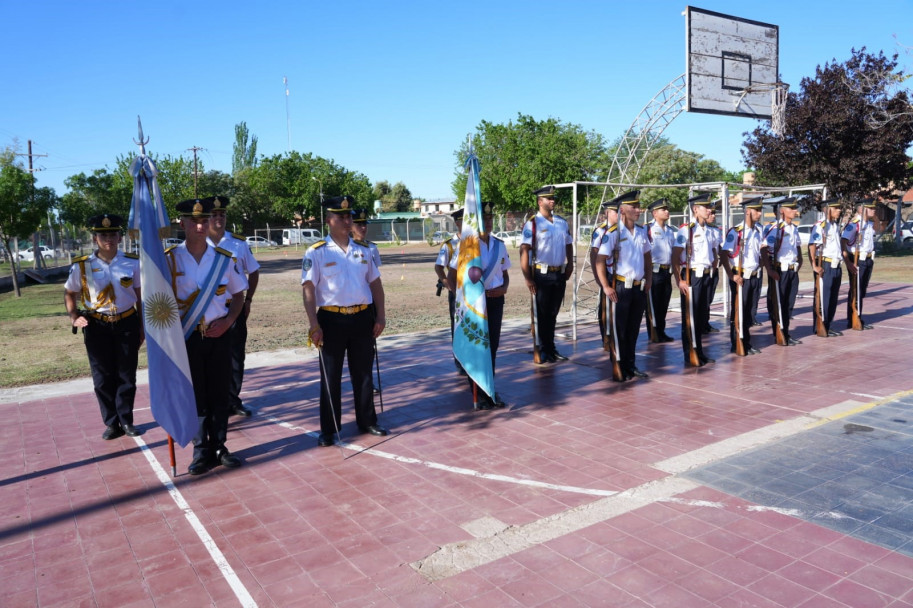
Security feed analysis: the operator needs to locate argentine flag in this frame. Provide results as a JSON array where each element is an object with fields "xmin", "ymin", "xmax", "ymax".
[
  {"xmin": 129, "ymin": 154, "xmax": 198, "ymax": 447},
  {"xmin": 452, "ymin": 151, "xmax": 495, "ymax": 401}
]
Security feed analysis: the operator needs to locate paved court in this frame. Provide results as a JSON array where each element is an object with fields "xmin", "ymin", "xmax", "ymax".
[{"xmin": 2, "ymin": 281, "xmax": 913, "ymax": 607}]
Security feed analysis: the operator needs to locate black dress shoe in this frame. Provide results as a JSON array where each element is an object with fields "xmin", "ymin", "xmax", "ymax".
[
  {"xmin": 541, "ymin": 352, "xmax": 557, "ymax": 363},
  {"xmin": 660, "ymin": 334, "xmax": 675, "ymax": 343},
  {"xmin": 700, "ymin": 357, "xmax": 716, "ymax": 364},
  {"xmin": 188, "ymin": 456, "xmax": 214, "ymax": 476},
  {"xmin": 827, "ymin": 330, "xmax": 843, "ymax": 337},
  {"xmin": 123, "ymin": 424, "xmax": 143, "ymax": 437},
  {"xmin": 218, "ymin": 450, "xmax": 242, "ymax": 469},
  {"xmin": 317, "ymin": 433, "xmax": 336, "ymax": 447},
  {"xmin": 551, "ymin": 350, "xmax": 569, "ymax": 361},
  {"xmin": 787, "ymin": 337, "xmax": 802, "ymax": 346},
  {"xmin": 705, "ymin": 325, "xmax": 721, "ymax": 333},
  {"xmin": 751, "ymin": 321, "xmax": 763, "ymax": 327},
  {"xmin": 748, "ymin": 348, "xmax": 761, "ymax": 355},
  {"xmin": 359, "ymin": 425, "xmax": 389, "ymax": 437},
  {"xmin": 863, "ymin": 324, "xmax": 874, "ymax": 330},
  {"xmin": 476, "ymin": 400, "xmax": 495, "ymax": 410},
  {"xmin": 102, "ymin": 424, "xmax": 125, "ymax": 440},
  {"xmin": 630, "ymin": 368, "xmax": 649, "ymax": 379},
  {"xmin": 232, "ymin": 405, "xmax": 252, "ymax": 417}
]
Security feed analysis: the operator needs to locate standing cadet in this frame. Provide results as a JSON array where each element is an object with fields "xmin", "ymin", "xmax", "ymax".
[
  {"xmin": 447, "ymin": 202, "xmax": 511, "ymax": 408},
  {"xmin": 207, "ymin": 195, "xmax": 258, "ymax": 418},
  {"xmin": 672, "ymin": 194, "xmax": 717, "ymax": 366},
  {"xmin": 591, "ymin": 201, "xmax": 617, "ymax": 348},
  {"xmin": 761, "ymin": 196, "xmax": 803, "ymax": 345},
  {"xmin": 168, "ymin": 198, "xmax": 248, "ymax": 475},
  {"xmin": 645, "ymin": 198, "xmax": 675, "ymax": 342},
  {"xmin": 703, "ymin": 203, "xmax": 723, "ymax": 333},
  {"xmin": 520, "ymin": 186, "xmax": 574, "ymax": 363},
  {"xmin": 64, "ymin": 214, "xmax": 144, "ymax": 440},
  {"xmin": 435, "ymin": 209, "xmax": 463, "ymax": 373},
  {"xmin": 841, "ymin": 199, "xmax": 876, "ymax": 330},
  {"xmin": 352, "ymin": 208, "xmax": 382, "ymax": 268},
  {"xmin": 595, "ymin": 191, "xmax": 652, "ymax": 380},
  {"xmin": 302, "ymin": 195, "xmax": 388, "ymax": 447},
  {"xmin": 808, "ymin": 198, "xmax": 844, "ymax": 337},
  {"xmin": 720, "ymin": 196, "xmax": 764, "ymax": 355}
]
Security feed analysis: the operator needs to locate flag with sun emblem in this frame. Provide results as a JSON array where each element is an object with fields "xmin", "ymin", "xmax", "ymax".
[
  {"xmin": 129, "ymin": 126, "xmax": 197, "ymax": 447},
  {"xmin": 452, "ymin": 149, "xmax": 495, "ymax": 402}
]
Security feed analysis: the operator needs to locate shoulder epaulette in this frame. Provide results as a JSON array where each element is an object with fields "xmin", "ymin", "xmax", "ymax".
[
  {"xmin": 597, "ymin": 221, "xmax": 607, "ymax": 229},
  {"xmin": 555, "ymin": 214, "xmax": 566, "ymax": 221},
  {"xmin": 232, "ymin": 233, "xmax": 246, "ymax": 241},
  {"xmin": 308, "ymin": 240, "xmax": 327, "ymax": 250},
  {"xmin": 72, "ymin": 254, "xmax": 89, "ymax": 263},
  {"xmin": 607, "ymin": 224, "xmax": 619, "ymax": 233},
  {"xmin": 491, "ymin": 234, "xmax": 504, "ymax": 242},
  {"xmin": 353, "ymin": 238, "xmax": 369, "ymax": 247},
  {"xmin": 215, "ymin": 246, "xmax": 233, "ymax": 257},
  {"xmin": 735, "ymin": 222, "xmax": 744, "ymax": 231},
  {"xmin": 164, "ymin": 245, "xmax": 178, "ymax": 254},
  {"xmin": 443, "ymin": 236, "xmax": 454, "ymax": 244},
  {"xmin": 124, "ymin": 252, "xmax": 139, "ymax": 259},
  {"xmin": 635, "ymin": 223, "xmax": 643, "ymax": 229}
]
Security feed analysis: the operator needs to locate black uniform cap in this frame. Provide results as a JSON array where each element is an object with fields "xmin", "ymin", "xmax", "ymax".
[
  {"xmin": 352, "ymin": 208, "xmax": 369, "ymax": 223},
  {"xmin": 324, "ymin": 195, "xmax": 355, "ymax": 213},
  {"xmin": 741, "ymin": 194, "xmax": 765, "ymax": 210},
  {"xmin": 88, "ymin": 214, "xmax": 125, "ymax": 232},
  {"xmin": 648, "ymin": 198, "xmax": 669, "ymax": 212},
  {"xmin": 611, "ymin": 190, "xmax": 641, "ymax": 210},
  {"xmin": 688, "ymin": 193, "xmax": 712, "ymax": 207},
  {"xmin": 776, "ymin": 196, "xmax": 798, "ymax": 209},
  {"xmin": 451, "ymin": 208, "xmax": 464, "ymax": 220},
  {"xmin": 481, "ymin": 201, "xmax": 494, "ymax": 215},
  {"xmin": 533, "ymin": 185, "xmax": 557, "ymax": 198},
  {"xmin": 176, "ymin": 198, "xmax": 213, "ymax": 218},
  {"xmin": 821, "ymin": 198, "xmax": 842, "ymax": 208},
  {"xmin": 209, "ymin": 195, "xmax": 230, "ymax": 211},
  {"xmin": 857, "ymin": 198, "xmax": 876, "ymax": 208}
]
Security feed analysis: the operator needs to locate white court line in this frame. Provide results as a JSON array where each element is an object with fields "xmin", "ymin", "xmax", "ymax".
[{"xmin": 133, "ymin": 436, "xmax": 257, "ymax": 608}]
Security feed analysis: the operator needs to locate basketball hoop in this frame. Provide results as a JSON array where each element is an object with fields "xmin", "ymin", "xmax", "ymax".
[{"xmin": 733, "ymin": 82, "xmax": 789, "ymax": 137}]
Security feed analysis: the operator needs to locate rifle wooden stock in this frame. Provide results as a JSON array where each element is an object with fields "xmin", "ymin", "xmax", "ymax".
[
  {"xmin": 813, "ymin": 270, "xmax": 828, "ymax": 337},
  {"xmin": 733, "ymin": 280, "xmax": 747, "ymax": 356},
  {"xmin": 683, "ymin": 225, "xmax": 702, "ymax": 367},
  {"xmin": 644, "ymin": 285, "xmax": 659, "ymax": 343},
  {"xmin": 601, "ymin": 288, "xmax": 610, "ymax": 351},
  {"xmin": 770, "ymin": 276, "xmax": 787, "ymax": 345},
  {"xmin": 530, "ymin": 293, "xmax": 542, "ymax": 364},
  {"xmin": 849, "ymin": 239, "xmax": 864, "ymax": 330}
]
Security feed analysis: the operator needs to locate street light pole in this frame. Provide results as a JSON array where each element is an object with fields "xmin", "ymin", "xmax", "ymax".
[{"xmin": 312, "ymin": 176, "xmax": 324, "ymax": 236}]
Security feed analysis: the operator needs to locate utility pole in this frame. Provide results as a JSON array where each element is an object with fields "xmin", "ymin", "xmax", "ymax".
[
  {"xmin": 187, "ymin": 146, "xmax": 205, "ymax": 197},
  {"xmin": 15, "ymin": 140, "xmax": 48, "ymax": 270}
]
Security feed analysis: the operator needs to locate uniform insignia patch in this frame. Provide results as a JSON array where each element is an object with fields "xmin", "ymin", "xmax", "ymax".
[{"xmin": 523, "ymin": 228, "xmax": 532, "ymax": 239}]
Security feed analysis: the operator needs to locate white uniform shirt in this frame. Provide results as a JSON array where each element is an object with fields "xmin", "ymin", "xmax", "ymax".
[
  {"xmin": 597, "ymin": 223, "xmax": 651, "ymax": 281},
  {"xmin": 301, "ymin": 237, "xmax": 380, "ymax": 306},
  {"xmin": 65, "ymin": 251, "xmax": 141, "ymax": 314},
  {"xmin": 762, "ymin": 221, "xmax": 801, "ymax": 265},
  {"xmin": 707, "ymin": 224, "xmax": 723, "ymax": 265},
  {"xmin": 436, "ymin": 235, "xmax": 460, "ymax": 268},
  {"xmin": 646, "ymin": 220, "xmax": 674, "ymax": 266},
  {"xmin": 674, "ymin": 221, "xmax": 715, "ymax": 269},
  {"xmin": 591, "ymin": 223, "xmax": 614, "ymax": 273},
  {"xmin": 449, "ymin": 236, "xmax": 511, "ymax": 290},
  {"xmin": 208, "ymin": 231, "xmax": 261, "ymax": 276},
  {"xmin": 169, "ymin": 244, "xmax": 248, "ymax": 325},
  {"xmin": 521, "ymin": 212, "xmax": 573, "ymax": 267},
  {"xmin": 810, "ymin": 220, "xmax": 843, "ymax": 260},
  {"xmin": 366, "ymin": 241, "xmax": 382, "ymax": 268},
  {"xmin": 841, "ymin": 216, "xmax": 875, "ymax": 255},
  {"xmin": 722, "ymin": 223, "xmax": 763, "ymax": 271}
]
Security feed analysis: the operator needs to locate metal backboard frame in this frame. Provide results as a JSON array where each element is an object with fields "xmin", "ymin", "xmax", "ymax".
[{"xmin": 686, "ymin": 6, "xmax": 779, "ymax": 119}]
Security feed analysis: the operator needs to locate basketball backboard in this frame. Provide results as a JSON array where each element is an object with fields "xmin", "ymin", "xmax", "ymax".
[{"xmin": 686, "ymin": 6, "xmax": 779, "ymax": 119}]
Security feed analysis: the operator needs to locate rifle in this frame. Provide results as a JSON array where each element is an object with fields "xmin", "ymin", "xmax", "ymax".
[
  {"xmin": 644, "ymin": 221, "xmax": 659, "ymax": 343},
  {"xmin": 848, "ymin": 217, "xmax": 864, "ymax": 330},
  {"xmin": 529, "ymin": 214, "xmax": 542, "ymax": 364},
  {"xmin": 682, "ymin": 222, "xmax": 702, "ymax": 367},
  {"xmin": 732, "ymin": 215, "xmax": 747, "ymax": 356},
  {"xmin": 607, "ymin": 215, "xmax": 624, "ymax": 381},
  {"xmin": 812, "ymin": 220, "xmax": 828, "ymax": 337},
  {"xmin": 769, "ymin": 211, "xmax": 787, "ymax": 345}
]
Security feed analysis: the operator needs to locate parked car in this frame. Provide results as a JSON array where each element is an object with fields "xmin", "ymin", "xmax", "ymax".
[
  {"xmin": 246, "ymin": 235, "xmax": 278, "ymax": 248},
  {"xmin": 162, "ymin": 238, "xmax": 183, "ymax": 249},
  {"xmin": 493, "ymin": 230, "xmax": 522, "ymax": 242},
  {"xmin": 18, "ymin": 245, "xmax": 54, "ymax": 261},
  {"xmin": 796, "ymin": 224, "xmax": 814, "ymax": 247},
  {"xmin": 431, "ymin": 231, "xmax": 451, "ymax": 242}
]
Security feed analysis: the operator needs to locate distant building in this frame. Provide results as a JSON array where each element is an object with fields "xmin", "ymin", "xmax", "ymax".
[{"xmin": 419, "ymin": 198, "xmax": 459, "ymax": 217}]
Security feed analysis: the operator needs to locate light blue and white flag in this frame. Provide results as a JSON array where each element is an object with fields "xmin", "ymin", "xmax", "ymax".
[
  {"xmin": 129, "ymin": 144, "xmax": 197, "ymax": 447},
  {"xmin": 452, "ymin": 151, "xmax": 495, "ymax": 400}
]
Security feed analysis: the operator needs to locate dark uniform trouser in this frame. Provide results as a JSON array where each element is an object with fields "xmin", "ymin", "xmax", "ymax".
[
  {"xmin": 228, "ymin": 311, "xmax": 248, "ymax": 409},
  {"xmin": 534, "ymin": 270, "xmax": 567, "ymax": 355},
  {"xmin": 704, "ymin": 268, "xmax": 720, "ymax": 331},
  {"xmin": 768, "ymin": 268, "xmax": 799, "ymax": 340},
  {"xmin": 614, "ymin": 283, "xmax": 646, "ymax": 374},
  {"xmin": 681, "ymin": 271, "xmax": 711, "ymax": 362},
  {"xmin": 815, "ymin": 264, "xmax": 842, "ymax": 332},
  {"xmin": 847, "ymin": 258, "xmax": 874, "ymax": 326},
  {"xmin": 84, "ymin": 313, "xmax": 141, "ymax": 428},
  {"xmin": 750, "ymin": 268, "xmax": 762, "ymax": 324},
  {"xmin": 448, "ymin": 290, "xmax": 464, "ymax": 371},
  {"xmin": 317, "ymin": 307, "xmax": 376, "ymax": 435},
  {"xmin": 466, "ymin": 295, "xmax": 504, "ymax": 398},
  {"xmin": 728, "ymin": 275, "xmax": 760, "ymax": 352},
  {"xmin": 650, "ymin": 267, "xmax": 672, "ymax": 336},
  {"xmin": 187, "ymin": 327, "xmax": 232, "ymax": 461}
]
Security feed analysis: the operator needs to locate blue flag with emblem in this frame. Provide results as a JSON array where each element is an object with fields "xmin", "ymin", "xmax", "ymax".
[
  {"xmin": 128, "ymin": 119, "xmax": 198, "ymax": 447},
  {"xmin": 452, "ymin": 150, "xmax": 495, "ymax": 401}
]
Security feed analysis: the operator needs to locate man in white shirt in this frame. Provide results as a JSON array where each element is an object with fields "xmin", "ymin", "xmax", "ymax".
[
  {"xmin": 841, "ymin": 198, "xmax": 876, "ymax": 330},
  {"xmin": 761, "ymin": 196, "xmax": 803, "ymax": 346},
  {"xmin": 808, "ymin": 198, "xmax": 844, "ymax": 337},
  {"xmin": 644, "ymin": 198, "xmax": 675, "ymax": 343},
  {"xmin": 721, "ymin": 195, "xmax": 765, "ymax": 355}
]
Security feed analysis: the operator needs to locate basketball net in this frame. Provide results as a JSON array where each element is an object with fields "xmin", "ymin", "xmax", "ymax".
[{"xmin": 771, "ymin": 83, "xmax": 789, "ymax": 138}]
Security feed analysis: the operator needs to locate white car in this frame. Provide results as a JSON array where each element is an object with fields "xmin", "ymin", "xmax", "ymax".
[
  {"xmin": 493, "ymin": 230, "xmax": 522, "ymax": 241},
  {"xmin": 162, "ymin": 238, "xmax": 183, "ymax": 248},
  {"xmin": 18, "ymin": 245, "xmax": 54, "ymax": 261},
  {"xmin": 796, "ymin": 224, "xmax": 814, "ymax": 247},
  {"xmin": 246, "ymin": 235, "xmax": 278, "ymax": 248}
]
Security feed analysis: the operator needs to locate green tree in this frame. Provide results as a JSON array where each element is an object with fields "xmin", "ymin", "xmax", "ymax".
[
  {"xmin": 452, "ymin": 113, "xmax": 608, "ymax": 212},
  {"xmin": 232, "ymin": 122, "xmax": 258, "ymax": 174},
  {"xmin": 0, "ymin": 148, "xmax": 56, "ymax": 296},
  {"xmin": 374, "ymin": 180, "xmax": 412, "ymax": 212},
  {"xmin": 743, "ymin": 48, "xmax": 913, "ymax": 205}
]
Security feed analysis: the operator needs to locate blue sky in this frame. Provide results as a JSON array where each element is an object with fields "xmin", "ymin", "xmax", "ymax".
[{"xmin": 1, "ymin": 0, "xmax": 910, "ymax": 202}]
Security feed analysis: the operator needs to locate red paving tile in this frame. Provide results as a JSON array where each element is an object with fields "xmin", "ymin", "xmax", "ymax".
[{"xmin": 1, "ymin": 281, "xmax": 913, "ymax": 606}]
